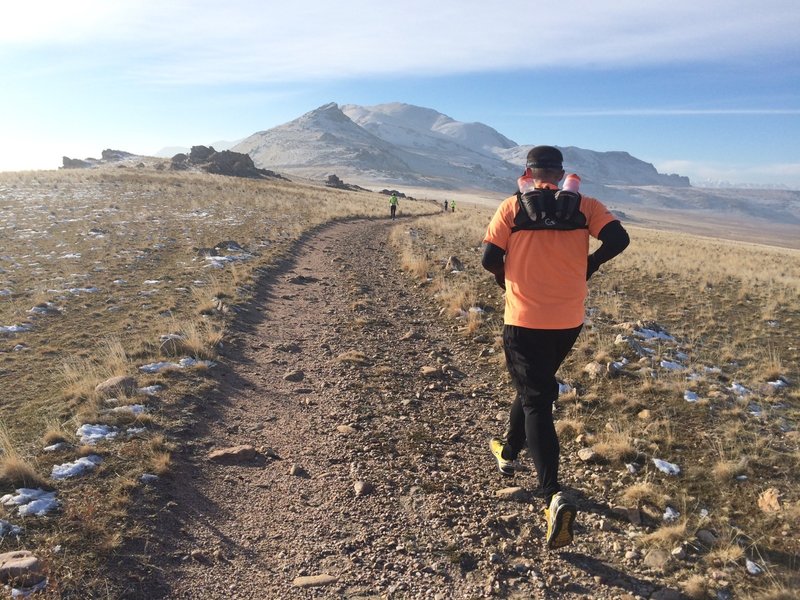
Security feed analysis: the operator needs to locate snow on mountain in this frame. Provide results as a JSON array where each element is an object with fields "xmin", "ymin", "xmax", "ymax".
[
  {"xmin": 234, "ymin": 103, "xmax": 518, "ymax": 190},
  {"xmin": 496, "ymin": 146, "xmax": 689, "ymax": 188},
  {"xmin": 341, "ymin": 102, "xmax": 517, "ymax": 158},
  {"xmin": 233, "ymin": 103, "xmax": 414, "ymax": 180}
]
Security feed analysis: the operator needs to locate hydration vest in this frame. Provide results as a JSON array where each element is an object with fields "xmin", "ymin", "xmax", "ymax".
[{"xmin": 511, "ymin": 188, "xmax": 587, "ymax": 232}]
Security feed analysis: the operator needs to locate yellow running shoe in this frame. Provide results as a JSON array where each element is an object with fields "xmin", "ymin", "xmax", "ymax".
[
  {"xmin": 545, "ymin": 492, "xmax": 577, "ymax": 549},
  {"xmin": 489, "ymin": 437, "xmax": 514, "ymax": 477}
]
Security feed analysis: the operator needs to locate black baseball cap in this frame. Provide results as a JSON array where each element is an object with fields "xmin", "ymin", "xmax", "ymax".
[{"xmin": 526, "ymin": 145, "xmax": 563, "ymax": 169}]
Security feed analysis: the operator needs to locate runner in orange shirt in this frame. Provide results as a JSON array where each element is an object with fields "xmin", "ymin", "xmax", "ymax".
[{"xmin": 482, "ymin": 145, "xmax": 629, "ymax": 549}]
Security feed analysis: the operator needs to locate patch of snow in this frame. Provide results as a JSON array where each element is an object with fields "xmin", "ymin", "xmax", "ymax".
[
  {"xmin": 51, "ymin": 455, "xmax": 102, "ymax": 480},
  {"xmin": 109, "ymin": 404, "xmax": 146, "ymax": 415},
  {"xmin": 77, "ymin": 423, "xmax": 118, "ymax": 444},
  {"xmin": 0, "ymin": 520, "xmax": 23, "ymax": 537},
  {"xmin": 663, "ymin": 507, "xmax": 680, "ymax": 523},
  {"xmin": 634, "ymin": 328, "xmax": 675, "ymax": 342},
  {"xmin": 684, "ymin": 391, "xmax": 699, "ymax": 403},
  {"xmin": 1, "ymin": 489, "xmax": 59, "ymax": 516},
  {"xmin": 767, "ymin": 378, "xmax": 789, "ymax": 389},
  {"xmin": 0, "ymin": 324, "xmax": 31, "ymax": 334},
  {"xmin": 558, "ymin": 382, "xmax": 573, "ymax": 395},
  {"xmin": 140, "ymin": 473, "xmax": 159, "ymax": 484},
  {"xmin": 660, "ymin": 360, "xmax": 685, "ymax": 371},
  {"xmin": 139, "ymin": 361, "xmax": 180, "ymax": 373},
  {"xmin": 66, "ymin": 287, "xmax": 98, "ymax": 294},
  {"xmin": 143, "ymin": 279, "xmax": 161, "ymax": 284},
  {"xmin": 43, "ymin": 442, "xmax": 68, "ymax": 452},
  {"xmin": 729, "ymin": 382, "xmax": 751, "ymax": 396},
  {"xmin": 746, "ymin": 559, "xmax": 763, "ymax": 575},
  {"xmin": 138, "ymin": 385, "xmax": 163, "ymax": 396},
  {"xmin": 11, "ymin": 577, "xmax": 48, "ymax": 597},
  {"xmin": 652, "ymin": 458, "xmax": 681, "ymax": 476}
]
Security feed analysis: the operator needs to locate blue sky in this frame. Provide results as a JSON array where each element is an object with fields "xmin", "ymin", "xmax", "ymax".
[{"xmin": 2, "ymin": 0, "xmax": 799, "ymax": 188}]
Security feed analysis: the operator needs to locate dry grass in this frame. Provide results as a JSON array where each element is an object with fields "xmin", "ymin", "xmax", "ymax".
[
  {"xmin": 0, "ymin": 167, "xmax": 435, "ymax": 597},
  {"xmin": 639, "ymin": 521, "xmax": 689, "ymax": 548},
  {"xmin": 386, "ymin": 198, "xmax": 800, "ymax": 595}
]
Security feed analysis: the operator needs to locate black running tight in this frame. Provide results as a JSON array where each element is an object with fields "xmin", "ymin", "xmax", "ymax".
[{"xmin": 502, "ymin": 324, "xmax": 583, "ymax": 503}]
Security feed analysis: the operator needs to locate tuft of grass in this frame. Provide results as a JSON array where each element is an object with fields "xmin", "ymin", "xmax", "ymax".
[
  {"xmin": 639, "ymin": 521, "xmax": 689, "ymax": 548},
  {"xmin": 0, "ymin": 424, "xmax": 50, "ymax": 489},
  {"xmin": 682, "ymin": 575, "xmax": 708, "ymax": 599}
]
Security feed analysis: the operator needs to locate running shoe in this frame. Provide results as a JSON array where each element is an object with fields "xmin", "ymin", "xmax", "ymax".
[
  {"xmin": 489, "ymin": 437, "xmax": 514, "ymax": 477},
  {"xmin": 545, "ymin": 492, "xmax": 577, "ymax": 549}
]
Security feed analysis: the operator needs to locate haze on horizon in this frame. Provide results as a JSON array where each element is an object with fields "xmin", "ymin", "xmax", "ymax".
[{"xmin": 1, "ymin": 0, "xmax": 799, "ymax": 189}]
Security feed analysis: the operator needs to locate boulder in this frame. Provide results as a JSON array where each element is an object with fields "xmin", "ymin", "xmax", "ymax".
[
  {"xmin": 95, "ymin": 375, "xmax": 138, "ymax": 397},
  {"xmin": 0, "ymin": 550, "xmax": 45, "ymax": 587}
]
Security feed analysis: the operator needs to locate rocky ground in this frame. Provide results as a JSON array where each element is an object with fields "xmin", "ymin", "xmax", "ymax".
[{"xmin": 113, "ymin": 217, "xmax": 687, "ymax": 600}]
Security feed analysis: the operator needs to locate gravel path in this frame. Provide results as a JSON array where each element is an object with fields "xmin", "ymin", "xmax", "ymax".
[{"xmin": 115, "ymin": 218, "xmax": 678, "ymax": 599}]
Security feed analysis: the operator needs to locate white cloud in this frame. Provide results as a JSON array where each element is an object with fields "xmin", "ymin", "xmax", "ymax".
[{"xmin": 3, "ymin": 0, "xmax": 799, "ymax": 84}]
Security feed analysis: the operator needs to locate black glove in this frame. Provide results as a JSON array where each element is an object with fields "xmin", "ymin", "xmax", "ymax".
[
  {"xmin": 587, "ymin": 254, "xmax": 601, "ymax": 280},
  {"xmin": 494, "ymin": 271, "xmax": 506, "ymax": 290}
]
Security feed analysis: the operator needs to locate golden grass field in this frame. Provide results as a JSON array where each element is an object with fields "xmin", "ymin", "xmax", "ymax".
[
  {"xmin": 392, "ymin": 202, "xmax": 799, "ymax": 599},
  {"xmin": 0, "ymin": 168, "xmax": 797, "ymax": 598}
]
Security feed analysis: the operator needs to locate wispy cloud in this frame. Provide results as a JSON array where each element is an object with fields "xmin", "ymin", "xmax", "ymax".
[
  {"xmin": 522, "ymin": 109, "xmax": 800, "ymax": 117},
  {"xmin": 3, "ymin": 0, "xmax": 800, "ymax": 85}
]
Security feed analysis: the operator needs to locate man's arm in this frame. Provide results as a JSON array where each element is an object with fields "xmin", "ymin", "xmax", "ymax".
[
  {"xmin": 587, "ymin": 220, "xmax": 630, "ymax": 279},
  {"xmin": 482, "ymin": 242, "xmax": 506, "ymax": 289}
]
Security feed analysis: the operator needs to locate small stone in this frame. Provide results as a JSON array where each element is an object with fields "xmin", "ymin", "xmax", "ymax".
[
  {"xmin": 354, "ymin": 481, "xmax": 373, "ymax": 497},
  {"xmin": 494, "ymin": 487, "xmax": 526, "ymax": 501},
  {"xmin": 583, "ymin": 362, "xmax": 604, "ymax": 378},
  {"xmin": 651, "ymin": 588, "xmax": 682, "ymax": 600},
  {"xmin": 577, "ymin": 448, "xmax": 599, "ymax": 463},
  {"xmin": 207, "ymin": 445, "xmax": 258, "ymax": 463},
  {"xmin": 420, "ymin": 366, "xmax": 440, "ymax": 378},
  {"xmin": 190, "ymin": 549, "xmax": 206, "ymax": 561},
  {"xmin": 643, "ymin": 548, "xmax": 671, "ymax": 572},
  {"xmin": 637, "ymin": 409, "xmax": 652, "ymax": 421},
  {"xmin": 696, "ymin": 529, "xmax": 719, "ymax": 547},
  {"xmin": 292, "ymin": 574, "xmax": 339, "ymax": 588},
  {"xmin": 284, "ymin": 369, "xmax": 305, "ymax": 382},
  {"xmin": 599, "ymin": 518, "xmax": 613, "ymax": 531},
  {"xmin": 671, "ymin": 545, "xmax": 687, "ymax": 560},
  {"xmin": 95, "ymin": 375, "xmax": 137, "ymax": 397},
  {"xmin": 289, "ymin": 464, "xmax": 307, "ymax": 477},
  {"xmin": 336, "ymin": 425, "xmax": 358, "ymax": 435}
]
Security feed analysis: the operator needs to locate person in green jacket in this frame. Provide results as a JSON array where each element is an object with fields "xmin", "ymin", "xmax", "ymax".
[
  {"xmin": 451, "ymin": 199, "xmax": 456, "ymax": 213},
  {"xmin": 390, "ymin": 194, "xmax": 398, "ymax": 219}
]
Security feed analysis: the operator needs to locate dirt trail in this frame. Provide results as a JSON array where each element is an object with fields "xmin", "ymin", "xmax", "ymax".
[{"xmin": 116, "ymin": 218, "xmax": 671, "ymax": 599}]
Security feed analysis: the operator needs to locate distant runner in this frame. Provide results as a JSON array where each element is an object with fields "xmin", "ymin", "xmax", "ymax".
[
  {"xmin": 481, "ymin": 145, "xmax": 630, "ymax": 550},
  {"xmin": 451, "ymin": 199, "xmax": 456, "ymax": 213},
  {"xmin": 389, "ymin": 193, "xmax": 398, "ymax": 219},
  {"xmin": 444, "ymin": 199, "xmax": 448, "ymax": 212}
]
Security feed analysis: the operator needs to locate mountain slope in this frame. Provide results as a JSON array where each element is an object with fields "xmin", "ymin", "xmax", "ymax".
[{"xmin": 234, "ymin": 102, "xmax": 692, "ymax": 194}]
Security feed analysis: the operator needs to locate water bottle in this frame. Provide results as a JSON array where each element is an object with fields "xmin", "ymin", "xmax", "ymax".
[
  {"xmin": 563, "ymin": 173, "xmax": 581, "ymax": 193},
  {"xmin": 517, "ymin": 170, "xmax": 537, "ymax": 194}
]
